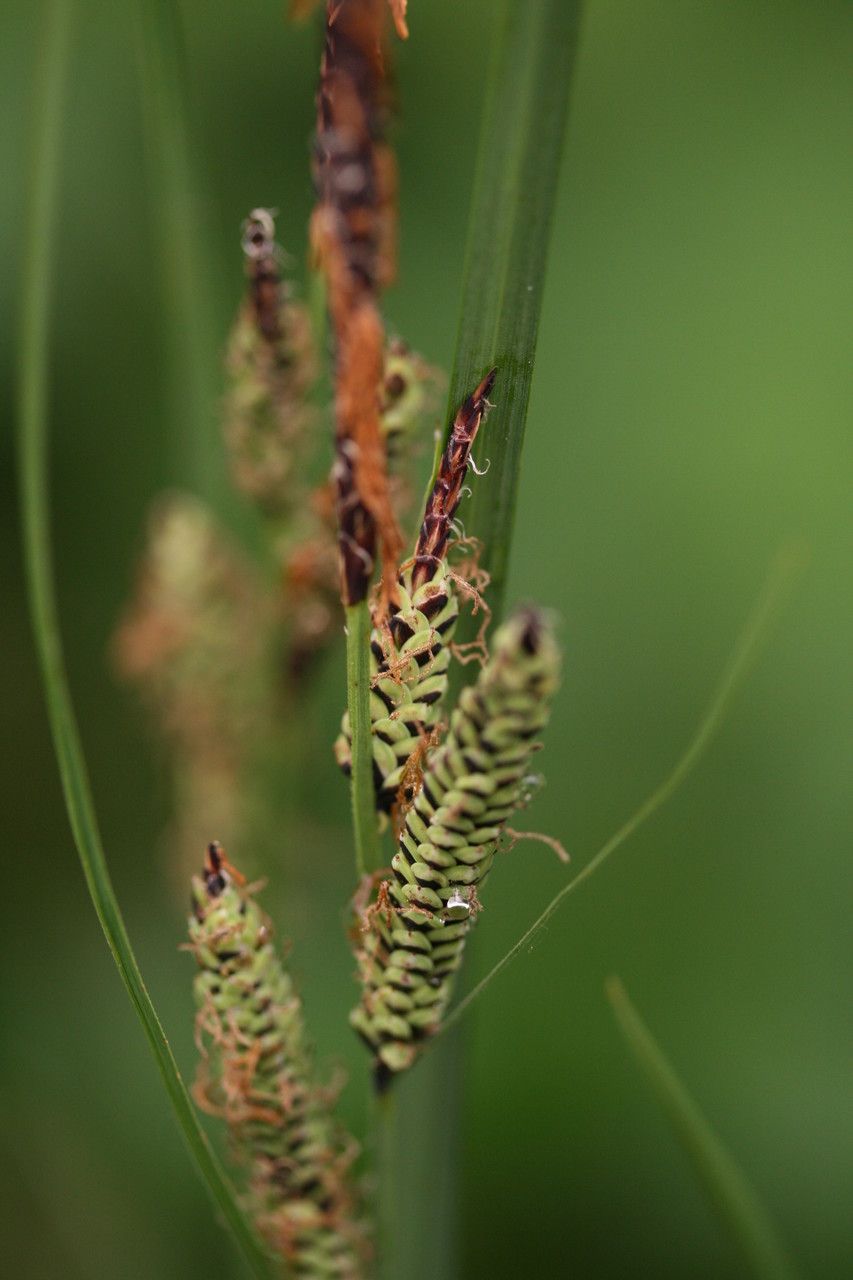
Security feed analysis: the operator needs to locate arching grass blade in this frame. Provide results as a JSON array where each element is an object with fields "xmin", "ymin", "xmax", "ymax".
[
  {"xmin": 606, "ymin": 978, "xmax": 800, "ymax": 1280},
  {"xmin": 16, "ymin": 4, "xmax": 276, "ymax": 1274}
]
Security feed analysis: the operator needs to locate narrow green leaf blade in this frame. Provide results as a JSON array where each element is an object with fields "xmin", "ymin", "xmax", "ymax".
[
  {"xmin": 133, "ymin": 0, "xmax": 224, "ymax": 499},
  {"xmin": 606, "ymin": 978, "xmax": 801, "ymax": 1280},
  {"xmin": 16, "ymin": 5, "xmax": 275, "ymax": 1275},
  {"xmin": 446, "ymin": 0, "xmax": 584, "ymax": 623}
]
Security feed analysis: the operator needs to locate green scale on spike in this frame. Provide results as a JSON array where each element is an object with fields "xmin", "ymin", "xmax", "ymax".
[
  {"xmin": 335, "ymin": 370, "xmax": 496, "ymax": 813},
  {"xmin": 189, "ymin": 844, "xmax": 364, "ymax": 1278},
  {"xmin": 350, "ymin": 608, "xmax": 561, "ymax": 1078},
  {"xmin": 335, "ymin": 556, "xmax": 460, "ymax": 811}
]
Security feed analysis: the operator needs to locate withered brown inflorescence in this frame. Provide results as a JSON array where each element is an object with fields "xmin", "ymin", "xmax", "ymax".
[
  {"xmin": 411, "ymin": 369, "xmax": 496, "ymax": 590},
  {"xmin": 312, "ymin": 0, "xmax": 404, "ymax": 607}
]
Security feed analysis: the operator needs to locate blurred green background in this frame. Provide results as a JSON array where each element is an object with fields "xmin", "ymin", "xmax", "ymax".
[{"xmin": 2, "ymin": 1, "xmax": 851, "ymax": 1277}]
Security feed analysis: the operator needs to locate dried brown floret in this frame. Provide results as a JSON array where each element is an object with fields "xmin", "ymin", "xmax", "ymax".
[{"xmin": 312, "ymin": 0, "xmax": 404, "ymax": 605}]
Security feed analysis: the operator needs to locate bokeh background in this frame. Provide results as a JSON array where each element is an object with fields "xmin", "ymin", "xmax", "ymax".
[{"xmin": 2, "ymin": 1, "xmax": 851, "ymax": 1277}]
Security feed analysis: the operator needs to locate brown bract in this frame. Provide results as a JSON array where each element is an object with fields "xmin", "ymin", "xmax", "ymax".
[
  {"xmin": 291, "ymin": 0, "xmax": 409, "ymax": 42},
  {"xmin": 312, "ymin": 0, "xmax": 403, "ymax": 607},
  {"xmin": 412, "ymin": 368, "xmax": 496, "ymax": 591}
]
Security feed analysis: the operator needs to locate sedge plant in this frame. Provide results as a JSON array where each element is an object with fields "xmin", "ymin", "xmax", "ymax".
[{"xmin": 17, "ymin": 2, "xmax": 804, "ymax": 1278}]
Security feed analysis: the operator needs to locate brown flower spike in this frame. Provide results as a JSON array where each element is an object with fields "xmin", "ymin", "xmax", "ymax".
[
  {"xmin": 412, "ymin": 369, "xmax": 496, "ymax": 590},
  {"xmin": 312, "ymin": 0, "xmax": 404, "ymax": 607}
]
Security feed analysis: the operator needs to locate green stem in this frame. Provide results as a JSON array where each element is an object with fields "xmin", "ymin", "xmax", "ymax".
[
  {"xmin": 16, "ymin": 4, "xmax": 274, "ymax": 1275},
  {"xmin": 372, "ymin": 1088, "xmax": 399, "ymax": 1280},
  {"xmin": 373, "ymin": 1036, "xmax": 462, "ymax": 1280},
  {"xmin": 606, "ymin": 979, "xmax": 801, "ymax": 1280},
  {"xmin": 346, "ymin": 600, "xmax": 381, "ymax": 876}
]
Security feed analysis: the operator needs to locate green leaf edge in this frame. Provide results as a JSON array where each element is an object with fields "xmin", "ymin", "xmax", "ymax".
[
  {"xmin": 442, "ymin": 0, "xmax": 584, "ymax": 628},
  {"xmin": 606, "ymin": 977, "xmax": 801, "ymax": 1280},
  {"xmin": 346, "ymin": 600, "xmax": 382, "ymax": 875}
]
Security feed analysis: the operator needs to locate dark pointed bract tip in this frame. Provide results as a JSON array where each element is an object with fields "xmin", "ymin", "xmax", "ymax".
[
  {"xmin": 374, "ymin": 1060, "xmax": 395, "ymax": 1095},
  {"xmin": 515, "ymin": 606, "xmax": 544, "ymax": 656},
  {"xmin": 475, "ymin": 367, "xmax": 497, "ymax": 403},
  {"xmin": 204, "ymin": 841, "xmax": 227, "ymax": 897},
  {"xmin": 457, "ymin": 368, "xmax": 497, "ymax": 422}
]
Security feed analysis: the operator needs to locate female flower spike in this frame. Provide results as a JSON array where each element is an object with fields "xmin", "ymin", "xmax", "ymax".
[
  {"xmin": 335, "ymin": 370, "xmax": 496, "ymax": 813},
  {"xmin": 351, "ymin": 607, "xmax": 561, "ymax": 1080},
  {"xmin": 189, "ymin": 844, "xmax": 364, "ymax": 1277}
]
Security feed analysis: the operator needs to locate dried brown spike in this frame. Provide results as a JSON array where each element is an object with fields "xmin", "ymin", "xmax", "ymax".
[
  {"xmin": 312, "ymin": 0, "xmax": 394, "ymax": 296},
  {"xmin": 411, "ymin": 368, "xmax": 496, "ymax": 591},
  {"xmin": 312, "ymin": 0, "xmax": 404, "ymax": 606}
]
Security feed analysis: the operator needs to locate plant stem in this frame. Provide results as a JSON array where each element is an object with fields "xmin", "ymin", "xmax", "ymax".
[
  {"xmin": 16, "ymin": 4, "xmax": 274, "ymax": 1274},
  {"xmin": 373, "ymin": 1035, "xmax": 462, "ymax": 1280},
  {"xmin": 606, "ymin": 979, "xmax": 801, "ymax": 1280},
  {"xmin": 372, "ymin": 1087, "xmax": 399, "ymax": 1280},
  {"xmin": 346, "ymin": 600, "xmax": 381, "ymax": 876}
]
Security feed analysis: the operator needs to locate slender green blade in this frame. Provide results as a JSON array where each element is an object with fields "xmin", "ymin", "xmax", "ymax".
[
  {"xmin": 445, "ymin": 0, "xmax": 583, "ymax": 627},
  {"xmin": 133, "ymin": 0, "xmax": 223, "ymax": 500},
  {"xmin": 606, "ymin": 978, "xmax": 801, "ymax": 1280},
  {"xmin": 15, "ymin": 5, "xmax": 275, "ymax": 1275}
]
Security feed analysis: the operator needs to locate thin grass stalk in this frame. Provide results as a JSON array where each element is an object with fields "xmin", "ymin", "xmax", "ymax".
[
  {"xmin": 16, "ymin": 4, "xmax": 274, "ymax": 1273},
  {"xmin": 346, "ymin": 600, "xmax": 381, "ymax": 875},
  {"xmin": 371, "ymin": 1089, "xmax": 399, "ymax": 1280},
  {"xmin": 606, "ymin": 979, "xmax": 801, "ymax": 1280},
  {"xmin": 368, "ymin": 1034, "xmax": 462, "ymax": 1280}
]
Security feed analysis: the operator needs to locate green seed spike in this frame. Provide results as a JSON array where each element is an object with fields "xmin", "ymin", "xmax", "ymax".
[
  {"xmin": 334, "ymin": 370, "xmax": 496, "ymax": 814},
  {"xmin": 350, "ymin": 608, "xmax": 561, "ymax": 1081},
  {"xmin": 224, "ymin": 209, "xmax": 317, "ymax": 519},
  {"xmin": 188, "ymin": 843, "xmax": 365, "ymax": 1278}
]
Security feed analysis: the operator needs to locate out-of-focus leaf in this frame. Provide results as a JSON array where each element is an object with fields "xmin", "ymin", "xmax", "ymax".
[
  {"xmin": 16, "ymin": 4, "xmax": 276, "ymax": 1275},
  {"xmin": 606, "ymin": 978, "xmax": 800, "ymax": 1280}
]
